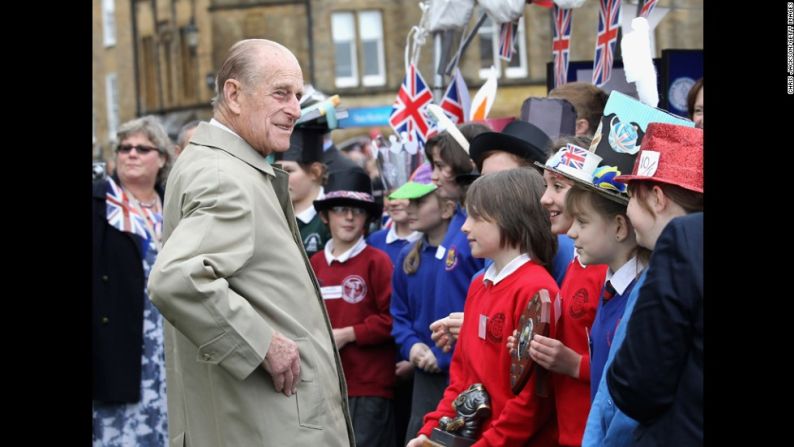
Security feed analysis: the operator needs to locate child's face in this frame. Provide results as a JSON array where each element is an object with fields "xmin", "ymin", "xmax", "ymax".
[
  {"xmin": 384, "ymin": 196, "xmax": 410, "ymax": 224},
  {"xmin": 566, "ymin": 198, "xmax": 621, "ymax": 266},
  {"xmin": 626, "ymin": 189, "xmax": 658, "ymax": 250},
  {"xmin": 540, "ymin": 170, "xmax": 574, "ymax": 235},
  {"xmin": 406, "ymin": 194, "xmax": 443, "ymax": 233},
  {"xmin": 326, "ymin": 206, "xmax": 367, "ymax": 244},
  {"xmin": 430, "ymin": 146, "xmax": 462, "ymax": 201},
  {"xmin": 461, "ymin": 214, "xmax": 502, "ymax": 260},
  {"xmin": 281, "ymin": 161, "xmax": 317, "ymax": 204}
]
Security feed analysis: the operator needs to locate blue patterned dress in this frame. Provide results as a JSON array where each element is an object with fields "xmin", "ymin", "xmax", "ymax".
[{"xmin": 93, "ymin": 233, "xmax": 168, "ymax": 446}]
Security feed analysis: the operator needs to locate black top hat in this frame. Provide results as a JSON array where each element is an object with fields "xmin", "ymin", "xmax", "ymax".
[
  {"xmin": 468, "ymin": 120, "xmax": 553, "ymax": 171},
  {"xmin": 274, "ymin": 128, "xmax": 325, "ymax": 164},
  {"xmin": 520, "ymin": 97, "xmax": 577, "ymax": 141},
  {"xmin": 454, "ymin": 165, "xmax": 480, "ymax": 186},
  {"xmin": 313, "ymin": 167, "xmax": 382, "ymax": 218}
]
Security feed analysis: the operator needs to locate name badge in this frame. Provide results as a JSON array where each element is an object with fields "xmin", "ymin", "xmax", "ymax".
[
  {"xmin": 321, "ymin": 286, "xmax": 342, "ymax": 300},
  {"xmin": 435, "ymin": 246, "xmax": 446, "ymax": 260},
  {"xmin": 478, "ymin": 314, "xmax": 488, "ymax": 340}
]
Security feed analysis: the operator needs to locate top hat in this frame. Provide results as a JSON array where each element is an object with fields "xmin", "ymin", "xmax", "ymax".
[
  {"xmin": 274, "ymin": 127, "xmax": 325, "ymax": 164},
  {"xmin": 313, "ymin": 167, "xmax": 382, "ymax": 218},
  {"xmin": 469, "ymin": 120, "xmax": 553, "ymax": 171},
  {"xmin": 520, "ymin": 97, "xmax": 577, "ymax": 141},
  {"xmin": 615, "ymin": 122, "xmax": 703, "ymax": 193}
]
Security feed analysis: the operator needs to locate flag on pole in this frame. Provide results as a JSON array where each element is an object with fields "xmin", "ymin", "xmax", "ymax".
[
  {"xmin": 389, "ymin": 63, "xmax": 434, "ymax": 147},
  {"xmin": 639, "ymin": 0, "xmax": 658, "ymax": 18},
  {"xmin": 498, "ymin": 20, "xmax": 520, "ymax": 62},
  {"xmin": 469, "ymin": 66, "xmax": 498, "ymax": 122},
  {"xmin": 439, "ymin": 68, "xmax": 470, "ymax": 125},
  {"xmin": 552, "ymin": 5, "xmax": 572, "ymax": 88},
  {"xmin": 592, "ymin": 0, "xmax": 623, "ymax": 87}
]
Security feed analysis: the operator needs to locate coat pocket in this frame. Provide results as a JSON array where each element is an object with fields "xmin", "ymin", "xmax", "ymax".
[
  {"xmin": 170, "ymin": 432, "xmax": 186, "ymax": 447},
  {"xmin": 294, "ymin": 337, "xmax": 326, "ymax": 430}
]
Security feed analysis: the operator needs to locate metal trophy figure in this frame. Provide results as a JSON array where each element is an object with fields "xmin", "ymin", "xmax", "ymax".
[
  {"xmin": 423, "ymin": 384, "xmax": 492, "ymax": 447},
  {"xmin": 510, "ymin": 289, "xmax": 552, "ymax": 395}
]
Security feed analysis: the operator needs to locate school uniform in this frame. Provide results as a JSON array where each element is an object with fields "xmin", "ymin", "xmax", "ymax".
[
  {"xmin": 550, "ymin": 257, "xmax": 608, "ymax": 446},
  {"xmin": 419, "ymin": 256, "xmax": 559, "ymax": 447},
  {"xmin": 310, "ymin": 236, "xmax": 396, "ymax": 447},
  {"xmin": 297, "ymin": 188, "xmax": 331, "ymax": 259},
  {"xmin": 367, "ymin": 225, "xmax": 422, "ymax": 266}
]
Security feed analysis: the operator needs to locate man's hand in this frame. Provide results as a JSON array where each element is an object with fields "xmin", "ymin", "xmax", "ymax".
[
  {"xmin": 332, "ymin": 326, "xmax": 356, "ymax": 350},
  {"xmin": 429, "ymin": 312, "xmax": 464, "ymax": 352},
  {"xmin": 262, "ymin": 331, "xmax": 301, "ymax": 397}
]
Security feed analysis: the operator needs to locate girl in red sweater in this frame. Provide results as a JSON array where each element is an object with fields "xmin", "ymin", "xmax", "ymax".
[{"xmin": 407, "ymin": 168, "xmax": 559, "ymax": 447}]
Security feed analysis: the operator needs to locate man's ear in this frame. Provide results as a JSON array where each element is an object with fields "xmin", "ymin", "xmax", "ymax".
[{"xmin": 224, "ymin": 79, "xmax": 244, "ymax": 115}]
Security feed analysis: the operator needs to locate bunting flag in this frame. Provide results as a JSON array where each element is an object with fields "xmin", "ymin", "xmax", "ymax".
[
  {"xmin": 498, "ymin": 20, "xmax": 520, "ymax": 61},
  {"xmin": 389, "ymin": 63, "xmax": 434, "ymax": 146},
  {"xmin": 552, "ymin": 5, "xmax": 572, "ymax": 88},
  {"xmin": 639, "ymin": 0, "xmax": 658, "ymax": 18},
  {"xmin": 440, "ymin": 68, "xmax": 471, "ymax": 125},
  {"xmin": 469, "ymin": 66, "xmax": 498, "ymax": 122},
  {"xmin": 592, "ymin": 0, "xmax": 623, "ymax": 87}
]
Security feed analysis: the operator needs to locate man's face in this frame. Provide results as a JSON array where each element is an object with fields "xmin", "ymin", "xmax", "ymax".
[{"xmin": 238, "ymin": 55, "xmax": 304, "ymax": 155}]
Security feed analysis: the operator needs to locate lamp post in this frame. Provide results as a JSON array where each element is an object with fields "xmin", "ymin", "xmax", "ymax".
[{"xmin": 185, "ymin": 21, "xmax": 199, "ymax": 55}]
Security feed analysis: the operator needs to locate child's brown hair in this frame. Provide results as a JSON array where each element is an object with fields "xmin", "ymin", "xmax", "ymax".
[{"xmin": 465, "ymin": 168, "xmax": 557, "ymax": 270}]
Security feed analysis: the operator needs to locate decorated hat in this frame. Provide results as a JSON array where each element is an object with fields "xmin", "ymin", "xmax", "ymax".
[
  {"xmin": 274, "ymin": 127, "xmax": 324, "ymax": 164},
  {"xmin": 469, "ymin": 120, "xmax": 553, "ymax": 171},
  {"xmin": 314, "ymin": 167, "xmax": 382, "ymax": 218},
  {"xmin": 293, "ymin": 85, "xmax": 348, "ymax": 131},
  {"xmin": 539, "ymin": 144, "xmax": 629, "ymax": 205},
  {"xmin": 520, "ymin": 97, "xmax": 577, "ymax": 141},
  {"xmin": 389, "ymin": 182, "xmax": 438, "ymax": 200},
  {"xmin": 615, "ymin": 122, "xmax": 704, "ymax": 193}
]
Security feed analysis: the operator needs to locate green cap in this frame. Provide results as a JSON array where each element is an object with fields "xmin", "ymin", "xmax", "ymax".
[{"xmin": 388, "ymin": 182, "xmax": 437, "ymax": 200}]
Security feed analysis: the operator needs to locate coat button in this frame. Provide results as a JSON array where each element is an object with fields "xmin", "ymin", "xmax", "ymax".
[
  {"xmin": 202, "ymin": 353, "xmax": 213, "ymax": 361},
  {"xmin": 101, "ymin": 317, "xmax": 109, "ymax": 324},
  {"xmin": 101, "ymin": 275, "xmax": 109, "ymax": 282}
]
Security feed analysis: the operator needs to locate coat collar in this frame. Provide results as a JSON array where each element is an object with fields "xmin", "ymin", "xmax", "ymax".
[{"xmin": 190, "ymin": 120, "xmax": 275, "ymax": 177}]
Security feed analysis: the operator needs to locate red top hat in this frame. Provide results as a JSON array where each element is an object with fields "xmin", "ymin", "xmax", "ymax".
[{"xmin": 615, "ymin": 122, "xmax": 703, "ymax": 193}]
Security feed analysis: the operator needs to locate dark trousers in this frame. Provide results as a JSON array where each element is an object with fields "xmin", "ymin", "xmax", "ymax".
[
  {"xmin": 393, "ymin": 373, "xmax": 414, "ymax": 447},
  {"xmin": 349, "ymin": 396, "xmax": 396, "ymax": 447},
  {"xmin": 404, "ymin": 369, "xmax": 449, "ymax": 444}
]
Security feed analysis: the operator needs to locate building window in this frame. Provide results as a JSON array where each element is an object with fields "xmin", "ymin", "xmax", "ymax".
[
  {"xmin": 332, "ymin": 12, "xmax": 358, "ymax": 88},
  {"xmin": 332, "ymin": 10, "xmax": 386, "ymax": 88},
  {"xmin": 478, "ymin": 16, "xmax": 527, "ymax": 79},
  {"xmin": 105, "ymin": 73, "xmax": 119, "ymax": 139},
  {"xmin": 102, "ymin": 0, "xmax": 116, "ymax": 47}
]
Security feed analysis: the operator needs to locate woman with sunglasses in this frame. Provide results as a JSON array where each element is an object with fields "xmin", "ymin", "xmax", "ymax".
[{"xmin": 92, "ymin": 115, "xmax": 172, "ymax": 446}]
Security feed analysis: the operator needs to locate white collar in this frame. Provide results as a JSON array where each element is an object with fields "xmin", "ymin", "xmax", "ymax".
[
  {"xmin": 483, "ymin": 253, "xmax": 531, "ymax": 286},
  {"xmin": 324, "ymin": 236, "xmax": 367, "ymax": 265},
  {"xmin": 605, "ymin": 256, "xmax": 645, "ymax": 295},
  {"xmin": 385, "ymin": 225, "xmax": 423, "ymax": 244},
  {"xmin": 296, "ymin": 188, "xmax": 324, "ymax": 224},
  {"xmin": 209, "ymin": 118, "xmax": 241, "ymax": 139}
]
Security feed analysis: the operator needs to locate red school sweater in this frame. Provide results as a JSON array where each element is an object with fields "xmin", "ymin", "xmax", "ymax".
[
  {"xmin": 552, "ymin": 258, "xmax": 608, "ymax": 446},
  {"xmin": 310, "ymin": 245, "xmax": 396, "ymax": 399},
  {"xmin": 419, "ymin": 260, "xmax": 560, "ymax": 447}
]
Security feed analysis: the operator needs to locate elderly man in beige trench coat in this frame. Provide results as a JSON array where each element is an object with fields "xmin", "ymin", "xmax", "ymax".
[{"xmin": 148, "ymin": 39, "xmax": 355, "ymax": 447}]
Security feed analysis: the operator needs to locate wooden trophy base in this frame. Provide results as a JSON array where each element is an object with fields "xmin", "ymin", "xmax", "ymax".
[{"xmin": 422, "ymin": 428, "xmax": 475, "ymax": 447}]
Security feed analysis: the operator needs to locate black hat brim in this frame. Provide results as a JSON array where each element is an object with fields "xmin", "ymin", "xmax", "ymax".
[
  {"xmin": 313, "ymin": 197, "xmax": 382, "ymax": 220},
  {"xmin": 469, "ymin": 132, "xmax": 548, "ymax": 169}
]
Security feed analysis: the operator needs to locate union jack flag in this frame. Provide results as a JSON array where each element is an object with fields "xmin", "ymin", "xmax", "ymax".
[
  {"xmin": 498, "ymin": 20, "xmax": 520, "ymax": 61},
  {"xmin": 592, "ymin": 0, "xmax": 623, "ymax": 87},
  {"xmin": 389, "ymin": 63, "xmax": 434, "ymax": 147},
  {"xmin": 552, "ymin": 5, "xmax": 572, "ymax": 88},
  {"xmin": 105, "ymin": 177, "xmax": 150, "ymax": 241},
  {"xmin": 639, "ymin": 0, "xmax": 657, "ymax": 18},
  {"xmin": 440, "ymin": 68, "xmax": 470, "ymax": 125},
  {"xmin": 558, "ymin": 144, "xmax": 589, "ymax": 170}
]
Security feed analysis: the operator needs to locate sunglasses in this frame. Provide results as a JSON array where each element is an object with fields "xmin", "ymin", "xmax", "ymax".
[{"xmin": 116, "ymin": 144, "xmax": 160, "ymax": 155}]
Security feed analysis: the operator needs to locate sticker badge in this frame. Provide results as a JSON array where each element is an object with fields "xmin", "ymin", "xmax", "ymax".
[
  {"xmin": 435, "ymin": 245, "xmax": 446, "ymax": 260},
  {"xmin": 445, "ymin": 245, "xmax": 458, "ymax": 271},
  {"xmin": 637, "ymin": 150, "xmax": 660, "ymax": 177},
  {"xmin": 342, "ymin": 275, "xmax": 367, "ymax": 304},
  {"xmin": 478, "ymin": 314, "xmax": 488, "ymax": 340},
  {"xmin": 321, "ymin": 286, "xmax": 343, "ymax": 300}
]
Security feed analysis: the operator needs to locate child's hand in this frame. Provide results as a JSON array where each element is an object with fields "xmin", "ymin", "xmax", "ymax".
[
  {"xmin": 395, "ymin": 360, "xmax": 414, "ymax": 379},
  {"xmin": 506, "ymin": 329, "xmax": 519, "ymax": 355},
  {"xmin": 406, "ymin": 434, "xmax": 429, "ymax": 447},
  {"xmin": 529, "ymin": 334, "xmax": 582, "ymax": 378},
  {"xmin": 409, "ymin": 342, "xmax": 431, "ymax": 366},
  {"xmin": 430, "ymin": 312, "xmax": 464, "ymax": 352},
  {"xmin": 418, "ymin": 349, "xmax": 440, "ymax": 373},
  {"xmin": 332, "ymin": 327, "xmax": 355, "ymax": 350}
]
